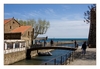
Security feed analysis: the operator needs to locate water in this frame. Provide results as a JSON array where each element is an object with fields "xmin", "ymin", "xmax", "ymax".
[
  {"xmin": 12, "ymin": 38, "xmax": 87, "ymax": 65},
  {"xmin": 12, "ymin": 49, "xmax": 72, "ymax": 65},
  {"xmin": 40, "ymin": 38, "xmax": 87, "ymax": 42}
]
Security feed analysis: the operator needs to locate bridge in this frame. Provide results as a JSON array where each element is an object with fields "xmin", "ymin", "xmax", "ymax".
[
  {"xmin": 29, "ymin": 46, "xmax": 76, "ymax": 51},
  {"xmin": 26, "ymin": 45, "xmax": 77, "ymax": 59}
]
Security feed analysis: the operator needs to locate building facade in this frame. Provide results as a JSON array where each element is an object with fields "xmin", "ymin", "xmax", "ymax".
[
  {"xmin": 4, "ymin": 17, "xmax": 20, "ymax": 33},
  {"xmin": 4, "ymin": 17, "xmax": 34, "ymax": 48}
]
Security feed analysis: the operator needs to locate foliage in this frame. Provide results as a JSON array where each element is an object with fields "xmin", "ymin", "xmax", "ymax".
[
  {"xmin": 17, "ymin": 19, "xmax": 50, "ymax": 39},
  {"xmin": 84, "ymin": 4, "xmax": 96, "ymax": 24}
]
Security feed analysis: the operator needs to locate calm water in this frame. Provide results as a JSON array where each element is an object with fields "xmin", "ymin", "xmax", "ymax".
[
  {"xmin": 12, "ymin": 38, "xmax": 87, "ymax": 65},
  {"xmin": 40, "ymin": 38, "xmax": 87, "ymax": 42}
]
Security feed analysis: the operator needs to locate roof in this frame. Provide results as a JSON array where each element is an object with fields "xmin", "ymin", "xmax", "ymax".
[
  {"xmin": 11, "ymin": 26, "xmax": 32, "ymax": 34},
  {"xmin": 4, "ymin": 18, "xmax": 12, "ymax": 24}
]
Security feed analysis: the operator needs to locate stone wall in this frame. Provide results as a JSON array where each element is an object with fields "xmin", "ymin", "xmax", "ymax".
[
  {"xmin": 88, "ymin": 8, "xmax": 96, "ymax": 48},
  {"xmin": 4, "ymin": 18, "xmax": 20, "ymax": 33},
  {"xmin": 4, "ymin": 50, "xmax": 26, "ymax": 65},
  {"xmin": 21, "ymin": 26, "xmax": 34, "ymax": 47},
  {"xmin": 4, "ymin": 49, "xmax": 54, "ymax": 65}
]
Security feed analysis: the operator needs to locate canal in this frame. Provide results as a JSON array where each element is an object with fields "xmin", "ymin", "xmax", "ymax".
[{"xmin": 11, "ymin": 41, "xmax": 83, "ymax": 65}]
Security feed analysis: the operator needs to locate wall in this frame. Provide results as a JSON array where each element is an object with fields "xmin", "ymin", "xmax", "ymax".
[
  {"xmin": 4, "ymin": 18, "xmax": 20, "ymax": 33},
  {"xmin": 21, "ymin": 27, "xmax": 34, "ymax": 47},
  {"xmin": 88, "ymin": 8, "xmax": 96, "ymax": 48},
  {"xmin": 4, "ymin": 49, "xmax": 53, "ymax": 65},
  {"xmin": 4, "ymin": 50, "xmax": 26, "ymax": 65}
]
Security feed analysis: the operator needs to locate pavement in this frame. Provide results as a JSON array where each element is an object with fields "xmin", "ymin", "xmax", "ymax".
[{"xmin": 69, "ymin": 46, "xmax": 96, "ymax": 65}]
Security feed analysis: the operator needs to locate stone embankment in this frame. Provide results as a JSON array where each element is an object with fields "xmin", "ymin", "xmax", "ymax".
[{"xmin": 4, "ymin": 50, "xmax": 26, "ymax": 65}]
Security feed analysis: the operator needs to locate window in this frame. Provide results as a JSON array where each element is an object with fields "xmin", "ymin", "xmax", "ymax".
[
  {"xmin": 28, "ymin": 31, "xmax": 30, "ymax": 37},
  {"xmin": 13, "ymin": 22, "xmax": 15, "ymax": 24},
  {"xmin": 7, "ymin": 43, "xmax": 13, "ymax": 49},
  {"xmin": 15, "ymin": 42, "xmax": 19, "ymax": 48},
  {"xmin": 10, "ymin": 26, "xmax": 11, "ymax": 29}
]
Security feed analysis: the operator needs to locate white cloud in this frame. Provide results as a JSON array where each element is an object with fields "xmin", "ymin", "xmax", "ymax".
[
  {"xmin": 62, "ymin": 5, "xmax": 69, "ymax": 9},
  {"xmin": 45, "ymin": 8, "xmax": 54, "ymax": 14},
  {"xmin": 13, "ymin": 12, "xmax": 21, "ymax": 15},
  {"xmin": 38, "ymin": 19, "xmax": 89, "ymax": 38},
  {"xmin": 4, "ymin": 12, "xmax": 11, "ymax": 15},
  {"xmin": 44, "ymin": 8, "xmax": 57, "ymax": 17}
]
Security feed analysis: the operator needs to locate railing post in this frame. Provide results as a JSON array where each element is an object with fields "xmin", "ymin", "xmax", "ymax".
[
  {"xmin": 54, "ymin": 58, "xmax": 56, "ymax": 65},
  {"xmin": 69, "ymin": 58, "xmax": 70, "ymax": 64},
  {"xmin": 73, "ymin": 51, "xmax": 75, "ymax": 61},
  {"xmin": 62, "ymin": 56, "xmax": 64, "ymax": 64},
  {"xmin": 65, "ymin": 54, "xmax": 67, "ymax": 64},
  {"xmin": 70, "ymin": 52, "xmax": 72, "ymax": 61},
  {"xmin": 68, "ymin": 52, "xmax": 71, "ymax": 64},
  {"xmin": 60, "ymin": 56, "xmax": 62, "ymax": 65},
  {"xmin": 72, "ymin": 52, "xmax": 74, "ymax": 61}
]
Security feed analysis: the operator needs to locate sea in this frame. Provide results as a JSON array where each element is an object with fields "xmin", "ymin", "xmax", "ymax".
[
  {"xmin": 40, "ymin": 38, "xmax": 88, "ymax": 46},
  {"xmin": 46, "ymin": 38, "xmax": 87, "ymax": 42}
]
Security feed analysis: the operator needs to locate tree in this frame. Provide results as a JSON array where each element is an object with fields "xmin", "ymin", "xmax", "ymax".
[
  {"xmin": 17, "ymin": 19, "xmax": 50, "ymax": 39},
  {"xmin": 34, "ymin": 19, "xmax": 50, "ymax": 39},
  {"xmin": 84, "ymin": 4, "xmax": 96, "ymax": 23}
]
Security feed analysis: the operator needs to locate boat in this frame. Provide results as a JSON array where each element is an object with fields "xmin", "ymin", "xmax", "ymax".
[{"xmin": 38, "ymin": 52, "xmax": 52, "ymax": 56}]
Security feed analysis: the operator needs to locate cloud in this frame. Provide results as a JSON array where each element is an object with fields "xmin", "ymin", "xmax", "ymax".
[
  {"xmin": 38, "ymin": 19, "xmax": 89, "ymax": 38},
  {"xmin": 62, "ymin": 5, "xmax": 69, "ymax": 9},
  {"xmin": 45, "ymin": 8, "xmax": 55, "ymax": 14},
  {"xmin": 4, "ymin": 12, "xmax": 11, "ymax": 15},
  {"xmin": 61, "ymin": 5, "xmax": 70, "ymax": 12},
  {"xmin": 44, "ymin": 8, "xmax": 58, "ymax": 17},
  {"xmin": 4, "ymin": 11, "xmax": 41, "ymax": 20},
  {"xmin": 4, "ymin": 8, "xmax": 62, "ymax": 20}
]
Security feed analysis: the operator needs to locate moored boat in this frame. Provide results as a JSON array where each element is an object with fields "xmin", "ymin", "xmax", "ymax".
[{"xmin": 38, "ymin": 52, "xmax": 52, "ymax": 56}]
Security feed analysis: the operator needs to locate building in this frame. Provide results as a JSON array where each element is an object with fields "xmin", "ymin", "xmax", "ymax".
[
  {"xmin": 88, "ymin": 8, "xmax": 96, "ymax": 48},
  {"xmin": 4, "ymin": 17, "xmax": 34, "ymax": 48}
]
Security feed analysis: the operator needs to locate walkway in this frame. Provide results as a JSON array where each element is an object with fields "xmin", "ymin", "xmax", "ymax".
[{"xmin": 69, "ymin": 46, "xmax": 96, "ymax": 65}]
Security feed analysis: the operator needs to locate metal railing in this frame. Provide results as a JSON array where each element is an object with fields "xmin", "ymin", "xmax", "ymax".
[{"xmin": 41, "ymin": 51, "xmax": 74, "ymax": 65}]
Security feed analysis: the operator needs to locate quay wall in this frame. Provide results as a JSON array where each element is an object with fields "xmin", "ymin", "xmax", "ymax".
[
  {"xmin": 4, "ymin": 50, "xmax": 26, "ymax": 65},
  {"xmin": 4, "ymin": 49, "xmax": 54, "ymax": 65}
]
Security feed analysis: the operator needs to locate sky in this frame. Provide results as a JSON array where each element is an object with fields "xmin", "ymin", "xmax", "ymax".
[{"xmin": 4, "ymin": 4, "xmax": 92, "ymax": 38}]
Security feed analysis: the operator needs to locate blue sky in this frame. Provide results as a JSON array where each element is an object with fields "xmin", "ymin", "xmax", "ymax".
[{"xmin": 4, "ymin": 4, "xmax": 92, "ymax": 38}]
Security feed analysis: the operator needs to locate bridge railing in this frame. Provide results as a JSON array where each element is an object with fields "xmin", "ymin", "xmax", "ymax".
[{"xmin": 41, "ymin": 51, "xmax": 75, "ymax": 65}]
